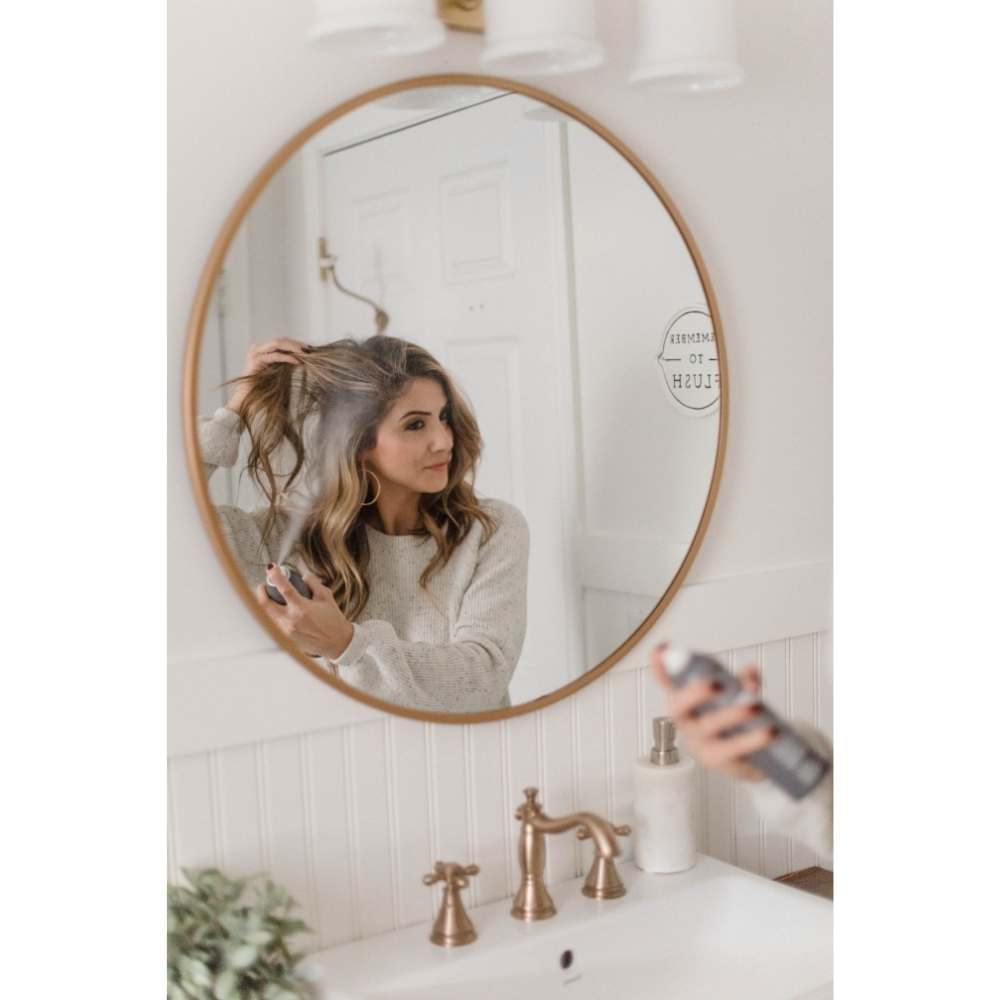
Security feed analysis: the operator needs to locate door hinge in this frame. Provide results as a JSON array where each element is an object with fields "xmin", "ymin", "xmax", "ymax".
[{"xmin": 318, "ymin": 237, "xmax": 337, "ymax": 282}]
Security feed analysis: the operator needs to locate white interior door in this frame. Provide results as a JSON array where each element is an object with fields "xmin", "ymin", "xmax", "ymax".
[{"xmin": 319, "ymin": 93, "xmax": 584, "ymax": 701}]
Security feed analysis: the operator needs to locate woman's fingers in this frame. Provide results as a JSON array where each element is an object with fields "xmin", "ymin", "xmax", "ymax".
[
  {"xmin": 256, "ymin": 582, "xmax": 303, "ymax": 645},
  {"xmin": 737, "ymin": 664, "xmax": 762, "ymax": 695},
  {"xmin": 650, "ymin": 644, "xmax": 672, "ymax": 690},
  {"xmin": 272, "ymin": 337, "xmax": 310, "ymax": 353},
  {"xmin": 688, "ymin": 699, "xmax": 762, "ymax": 740},
  {"xmin": 244, "ymin": 339, "xmax": 310, "ymax": 374},
  {"xmin": 252, "ymin": 338, "xmax": 309, "ymax": 357},
  {"xmin": 701, "ymin": 723, "xmax": 775, "ymax": 767},
  {"xmin": 669, "ymin": 677, "xmax": 722, "ymax": 721},
  {"xmin": 254, "ymin": 351, "xmax": 301, "ymax": 366},
  {"xmin": 255, "ymin": 583, "xmax": 284, "ymax": 622},
  {"xmin": 301, "ymin": 570, "xmax": 330, "ymax": 600}
]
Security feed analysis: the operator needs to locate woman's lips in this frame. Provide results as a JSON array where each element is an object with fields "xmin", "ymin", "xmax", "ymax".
[{"xmin": 426, "ymin": 462, "xmax": 449, "ymax": 471}]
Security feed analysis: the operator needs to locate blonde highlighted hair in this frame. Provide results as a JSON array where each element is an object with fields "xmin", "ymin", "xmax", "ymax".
[{"xmin": 231, "ymin": 335, "xmax": 496, "ymax": 619}]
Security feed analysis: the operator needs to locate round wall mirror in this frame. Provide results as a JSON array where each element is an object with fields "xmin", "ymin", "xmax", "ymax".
[{"xmin": 183, "ymin": 74, "xmax": 727, "ymax": 724}]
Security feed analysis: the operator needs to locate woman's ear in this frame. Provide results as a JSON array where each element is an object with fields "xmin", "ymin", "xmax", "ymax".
[{"xmin": 358, "ymin": 432, "xmax": 380, "ymax": 468}]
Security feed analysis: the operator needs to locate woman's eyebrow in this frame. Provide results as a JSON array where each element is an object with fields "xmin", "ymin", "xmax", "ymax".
[{"xmin": 398, "ymin": 405, "xmax": 448, "ymax": 422}]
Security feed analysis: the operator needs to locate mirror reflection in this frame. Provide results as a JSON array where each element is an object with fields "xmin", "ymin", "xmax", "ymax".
[{"xmin": 195, "ymin": 84, "xmax": 721, "ymax": 714}]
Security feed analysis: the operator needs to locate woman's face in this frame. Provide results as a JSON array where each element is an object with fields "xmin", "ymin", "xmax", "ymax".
[{"xmin": 363, "ymin": 377, "xmax": 454, "ymax": 496}]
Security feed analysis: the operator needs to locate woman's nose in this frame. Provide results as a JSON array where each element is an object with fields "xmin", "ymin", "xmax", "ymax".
[{"xmin": 433, "ymin": 422, "xmax": 453, "ymax": 452}]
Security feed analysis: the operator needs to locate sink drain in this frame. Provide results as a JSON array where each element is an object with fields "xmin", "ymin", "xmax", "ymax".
[{"xmin": 560, "ymin": 950, "xmax": 574, "ymax": 970}]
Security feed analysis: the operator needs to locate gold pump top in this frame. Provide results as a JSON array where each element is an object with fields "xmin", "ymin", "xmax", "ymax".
[{"xmin": 651, "ymin": 716, "xmax": 680, "ymax": 765}]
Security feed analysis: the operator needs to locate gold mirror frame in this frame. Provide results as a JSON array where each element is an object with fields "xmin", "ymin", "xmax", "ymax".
[{"xmin": 182, "ymin": 73, "xmax": 729, "ymax": 726}]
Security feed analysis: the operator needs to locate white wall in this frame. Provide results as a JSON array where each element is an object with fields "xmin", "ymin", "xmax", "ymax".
[{"xmin": 168, "ymin": 0, "xmax": 832, "ymax": 948}]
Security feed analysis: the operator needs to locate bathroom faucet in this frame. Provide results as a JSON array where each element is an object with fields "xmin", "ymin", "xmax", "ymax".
[{"xmin": 511, "ymin": 787, "xmax": 622, "ymax": 921}]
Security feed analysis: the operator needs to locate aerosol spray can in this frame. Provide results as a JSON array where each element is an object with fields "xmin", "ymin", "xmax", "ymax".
[
  {"xmin": 265, "ymin": 563, "xmax": 313, "ymax": 606},
  {"xmin": 663, "ymin": 648, "xmax": 830, "ymax": 800}
]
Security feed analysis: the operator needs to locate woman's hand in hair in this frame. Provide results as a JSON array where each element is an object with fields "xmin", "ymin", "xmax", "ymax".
[
  {"xmin": 256, "ymin": 566, "xmax": 354, "ymax": 661},
  {"xmin": 225, "ymin": 338, "xmax": 311, "ymax": 412}
]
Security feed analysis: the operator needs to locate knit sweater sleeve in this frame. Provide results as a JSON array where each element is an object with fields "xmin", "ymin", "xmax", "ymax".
[
  {"xmin": 196, "ymin": 407, "xmax": 277, "ymax": 582},
  {"xmin": 330, "ymin": 502, "xmax": 529, "ymax": 714},
  {"xmin": 198, "ymin": 406, "xmax": 242, "ymax": 477},
  {"xmin": 747, "ymin": 721, "xmax": 833, "ymax": 867}
]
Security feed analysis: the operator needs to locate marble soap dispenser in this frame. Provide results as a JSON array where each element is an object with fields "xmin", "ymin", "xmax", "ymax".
[{"xmin": 633, "ymin": 717, "xmax": 697, "ymax": 873}]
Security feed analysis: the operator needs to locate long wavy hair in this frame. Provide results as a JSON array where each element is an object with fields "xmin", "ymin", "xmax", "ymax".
[{"xmin": 231, "ymin": 335, "xmax": 497, "ymax": 619}]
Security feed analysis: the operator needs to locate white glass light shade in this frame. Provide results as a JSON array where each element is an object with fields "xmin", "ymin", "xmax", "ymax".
[
  {"xmin": 630, "ymin": 0, "xmax": 744, "ymax": 92},
  {"xmin": 310, "ymin": 0, "xmax": 445, "ymax": 55},
  {"xmin": 480, "ymin": 0, "xmax": 606, "ymax": 76}
]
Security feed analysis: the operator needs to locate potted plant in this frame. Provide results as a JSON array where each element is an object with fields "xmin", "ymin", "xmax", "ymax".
[{"xmin": 167, "ymin": 868, "xmax": 315, "ymax": 1000}]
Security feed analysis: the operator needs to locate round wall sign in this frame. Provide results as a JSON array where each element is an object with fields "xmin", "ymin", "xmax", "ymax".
[{"xmin": 656, "ymin": 307, "xmax": 720, "ymax": 417}]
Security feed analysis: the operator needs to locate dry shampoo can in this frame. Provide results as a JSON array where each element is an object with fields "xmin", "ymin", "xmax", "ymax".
[{"xmin": 663, "ymin": 647, "xmax": 830, "ymax": 800}]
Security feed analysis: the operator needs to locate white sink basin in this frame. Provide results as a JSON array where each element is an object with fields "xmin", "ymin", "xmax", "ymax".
[{"xmin": 309, "ymin": 856, "xmax": 832, "ymax": 999}]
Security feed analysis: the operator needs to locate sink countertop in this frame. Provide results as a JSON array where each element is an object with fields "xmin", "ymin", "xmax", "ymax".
[{"xmin": 307, "ymin": 855, "xmax": 833, "ymax": 1000}]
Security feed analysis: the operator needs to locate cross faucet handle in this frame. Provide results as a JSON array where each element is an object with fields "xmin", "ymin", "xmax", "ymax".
[
  {"xmin": 423, "ymin": 861, "xmax": 480, "ymax": 889},
  {"xmin": 423, "ymin": 861, "xmax": 480, "ymax": 948}
]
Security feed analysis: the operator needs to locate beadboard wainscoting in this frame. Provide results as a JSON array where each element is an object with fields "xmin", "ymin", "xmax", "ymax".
[{"xmin": 168, "ymin": 628, "xmax": 831, "ymax": 955}]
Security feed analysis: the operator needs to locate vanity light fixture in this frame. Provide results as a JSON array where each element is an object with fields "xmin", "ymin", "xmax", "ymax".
[
  {"xmin": 479, "ymin": 0, "xmax": 605, "ymax": 76},
  {"xmin": 309, "ymin": 0, "xmax": 744, "ymax": 89},
  {"xmin": 630, "ymin": 0, "xmax": 744, "ymax": 92},
  {"xmin": 310, "ymin": 0, "xmax": 446, "ymax": 54}
]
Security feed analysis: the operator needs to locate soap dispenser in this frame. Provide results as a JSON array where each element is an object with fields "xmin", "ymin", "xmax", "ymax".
[{"xmin": 633, "ymin": 717, "xmax": 696, "ymax": 873}]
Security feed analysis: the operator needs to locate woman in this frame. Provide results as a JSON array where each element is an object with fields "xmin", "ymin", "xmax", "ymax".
[
  {"xmin": 198, "ymin": 334, "xmax": 529, "ymax": 714},
  {"xmin": 650, "ymin": 644, "xmax": 833, "ymax": 866}
]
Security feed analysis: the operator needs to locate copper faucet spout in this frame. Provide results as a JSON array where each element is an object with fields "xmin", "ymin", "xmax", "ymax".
[{"xmin": 529, "ymin": 812, "xmax": 620, "ymax": 859}]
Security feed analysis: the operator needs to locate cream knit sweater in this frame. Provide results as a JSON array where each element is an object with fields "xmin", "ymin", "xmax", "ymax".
[{"xmin": 198, "ymin": 407, "xmax": 530, "ymax": 713}]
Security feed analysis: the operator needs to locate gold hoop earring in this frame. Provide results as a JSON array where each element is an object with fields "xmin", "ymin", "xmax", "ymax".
[{"xmin": 360, "ymin": 467, "xmax": 382, "ymax": 507}]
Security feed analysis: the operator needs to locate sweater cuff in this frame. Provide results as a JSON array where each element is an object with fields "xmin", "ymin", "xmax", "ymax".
[
  {"xmin": 198, "ymin": 407, "xmax": 242, "ymax": 468},
  {"xmin": 328, "ymin": 620, "xmax": 395, "ymax": 668},
  {"xmin": 213, "ymin": 405, "xmax": 240, "ymax": 427}
]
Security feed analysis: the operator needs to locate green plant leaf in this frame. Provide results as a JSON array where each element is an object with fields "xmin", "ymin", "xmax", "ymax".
[
  {"xmin": 180, "ymin": 956, "xmax": 213, "ymax": 988},
  {"xmin": 213, "ymin": 968, "xmax": 237, "ymax": 1000},
  {"xmin": 226, "ymin": 944, "xmax": 258, "ymax": 970},
  {"xmin": 263, "ymin": 985, "xmax": 304, "ymax": 1000},
  {"xmin": 243, "ymin": 929, "xmax": 274, "ymax": 946}
]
